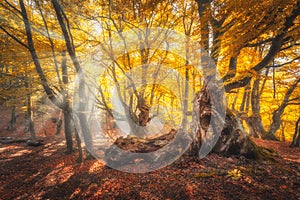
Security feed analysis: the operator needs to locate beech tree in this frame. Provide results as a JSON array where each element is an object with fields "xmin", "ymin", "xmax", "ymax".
[
  {"xmin": 0, "ymin": 0, "xmax": 80, "ymax": 152},
  {"xmin": 1, "ymin": 0, "xmax": 299, "ymax": 160},
  {"xmin": 189, "ymin": 0, "xmax": 300, "ymax": 156}
]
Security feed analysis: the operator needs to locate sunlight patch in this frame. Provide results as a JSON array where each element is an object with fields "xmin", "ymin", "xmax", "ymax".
[{"xmin": 10, "ymin": 149, "xmax": 32, "ymax": 157}]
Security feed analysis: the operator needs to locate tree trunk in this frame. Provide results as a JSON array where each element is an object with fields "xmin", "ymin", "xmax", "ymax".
[
  {"xmin": 55, "ymin": 110, "xmax": 63, "ymax": 135},
  {"xmin": 61, "ymin": 50, "xmax": 73, "ymax": 153},
  {"xmin": 137, "ymin": 100, "xmax": 150, "ymax": 127},
  {"xmin": 24, "ymin": 98, "xmax": 35, "ymax": 140},
  {"xmin": 24, "ymin": 79, "xmax": 35, "ymax": 140},
  {"xmin": 248, "ymin": 78, "xmax": 267, "ymax": 138},
  {"xmin": 76, "ymin": 82, "xmax": 93, "ymax": 153},
  {"xmin": 290, "ymin": 117, "xmax": 300, "ymax": 148},
  {"xmin": 55, "ymin": 118, "xmax": 63, "ymax": 135},
  {"xmin": 281, "ymin": 121, "xmax": 285, "ymax": 142},
  {"xmin": 7, "ymin": 106, "xmax": 17, "ymax": 131},
  {"xmin": 63, "ymin": 104, "xmax": 73, "ymax": 153},
  {"xmin": 265, "ymin": 111, "xmax": 282, "ymax": 140},
  {"xmin": 74, "ymin": 125, "xmax": 83, "ymax": 162},
  {"xmin": 190, "ymin": 82, "xmax": 274, "ymax": 159},
  {"xmin": 265, "ymin": 78, "xmax": 300, "ymax": 140},
  {"xmin": 19, "ymin": 0, "xmax": 61, "ymax": 106}
]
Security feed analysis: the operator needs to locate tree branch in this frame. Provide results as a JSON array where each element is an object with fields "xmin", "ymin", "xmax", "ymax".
[
  {"xmin": 266, "ymin": 56, "xmax": 300, "ymax": 68},
  {"xmin": 246, "ymin": 37, "xmax": 274, "ymax": 47},
  {"xmin": 3, "ymin": 0, "xmax": 22, "ymax": 15},
  {"xmin": 0, "ymin": 26, "xmax": 28, "ymax": 49},
  {"xmin": 224, "ymin": 1, "xmax": 300, "ymax": 92}
]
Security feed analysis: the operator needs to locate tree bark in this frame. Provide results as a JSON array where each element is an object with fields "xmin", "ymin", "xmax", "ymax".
[
  {"xmin": 248, "ymin": 78, "xmax": 267, "ymax": 138},
  {"xmin": 63, "ymin": 104, "xmax": 73, "ymax": 153},
  {"xmin": 265, "ymin": 78, "xmax": 300, "ymax": 139},
  {"xmin": 190, "ymin": 82, "xmax": 274, "ymax": 159},
  {"xmin": 55, "ymin": 118, "xmax": 62, "ymax": 135},
  {"xmin": 24, "ymin": 78, "xmax": 35, "ymax": 140},
  {"xmin": 74, "ymin": 124, "xmax": 83, "ymax": 162},
  {"xmin": 61, "ymin": 51, "xmax": 73, "ymax": 153},
  {"xmin": 24, "ymin": 96, "xmax": 35, "ymax": 140},
  {"xmin": 290, "ymin": 117, "xmax": 300, "ymax": 148},
  {"xmin": 280, "ymin": 121, "xmax": 285, "ymax": 142},
  {"xmin": 7, "ymin": 106, "xmax": 17, "ymax": 131}
]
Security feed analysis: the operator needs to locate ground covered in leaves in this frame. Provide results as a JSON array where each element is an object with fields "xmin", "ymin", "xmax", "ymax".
[{"xmin": 0, "ymin": 132, "xmax": 299, "ymax": 200}]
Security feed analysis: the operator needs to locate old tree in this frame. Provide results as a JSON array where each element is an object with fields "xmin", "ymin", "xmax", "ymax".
[
  {"xmin": 0, "ymin": 0, "xmax": 299, "ymax": 162},
  {"xmin": 189, "ymin": 0, "xmax": 300, "ymax": 158}
]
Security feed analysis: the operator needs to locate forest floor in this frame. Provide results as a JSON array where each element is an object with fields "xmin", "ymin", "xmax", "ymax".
[{"xmin": 0, "ymin": 107, "xmax": 300, "ymax": 199}]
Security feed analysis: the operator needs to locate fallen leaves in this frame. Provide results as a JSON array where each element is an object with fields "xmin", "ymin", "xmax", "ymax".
[{"xmin": 0, "ymin": 135, "xmax": 299, "ymax": 199}]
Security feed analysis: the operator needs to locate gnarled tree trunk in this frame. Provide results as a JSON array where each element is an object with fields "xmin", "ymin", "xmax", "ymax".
[{"xmin": 190, "ymin": 81, "xmax": 274, "ymax": 159}]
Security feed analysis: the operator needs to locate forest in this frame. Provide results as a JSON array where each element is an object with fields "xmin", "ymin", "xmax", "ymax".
[{"xmin": 0, "ymin": 0, "xmax": 299, "ymax": 199}]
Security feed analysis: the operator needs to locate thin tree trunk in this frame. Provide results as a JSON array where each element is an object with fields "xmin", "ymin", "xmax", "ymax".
[
  {"xmin": 266, "ymin": 78, "xmax": 300, "ymax": 139},
  {"xmin": 24, "ymin": 79, "xmax": 35, "ymax": 140},
  {"xmin": 77, "ymin": 82, "xmax": 93, "ymax": 152},
  {"xmin": 231, "ymin": 90, "xmax": 239, "ymax": 110},
  {"xmin": 248, "ymin": 78, "xmax": 266, "ymax": 138},
  {"xmin": 7, "ymin": 106, "xmax": 17, "ymax": 131},
  {"xmin": 61, "ymin": 51, "xmax": 73, "ymax": 153},
  {"xmin": 281, "ymin": 121, "xmax": 285, "ymax": 142},
  {"xmin": 55, "ymin": 112, "xmax": 63, "ymax": 135},
  {"xmin": 19, "ymin": 0, "xmax": 62, "ymax": 107},
  {"xmin": 272, "ymin": 64, "xmax": 276, "ymax": 99},
  {"xmin": 181, "ymin": 66, "xmax": 189, "ymax": 130},
  {"xmin": 290, "ymin": 117, "xmax": 300, "ymax": 147},
  {"xmin": 63, "ymin": 106, "xmax": 73, "ymax": 153},
  {"xmin": 240, "ymin": 85, "xmax": 250, "ymax": 113},
  {"xmin": 74, "ymin": 124, "xmax": 83, "ymax": 162}
]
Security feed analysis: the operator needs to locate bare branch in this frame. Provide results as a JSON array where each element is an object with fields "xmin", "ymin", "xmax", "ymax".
[
  {"xmin": 266, "ymin": 56, "xmax": 300, "ymax": 68},
  {"xmin": 3, "ymin": 0, "xmax": 21, "ymax": 14},
  {"xmin": 246, "ymin": 38, "xmax": 274, "ymax": 47},
  {"xmin": 0, "ymin": 26, "xmax": 28, "ymax": 49}
]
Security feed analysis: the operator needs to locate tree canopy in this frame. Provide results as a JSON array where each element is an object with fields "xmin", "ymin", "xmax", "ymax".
[{"xmin": 0, "ymin": 0, "xmax": 299, "ymax": 151}]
